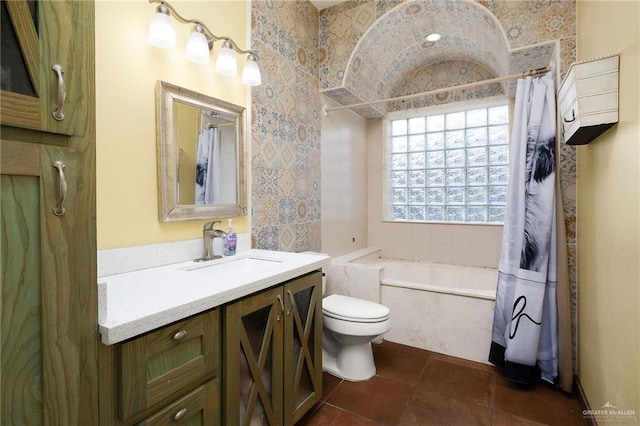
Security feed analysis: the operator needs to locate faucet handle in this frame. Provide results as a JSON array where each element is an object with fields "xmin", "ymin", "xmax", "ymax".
[{"xmin": 204, "ymin": 220, "xmax": 221, "ymax": 230}]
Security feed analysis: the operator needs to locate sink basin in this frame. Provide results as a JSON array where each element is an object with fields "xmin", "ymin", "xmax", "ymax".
[{"xmin": 181, "ymin": 256, "xmax": 284, "ymax": 274}]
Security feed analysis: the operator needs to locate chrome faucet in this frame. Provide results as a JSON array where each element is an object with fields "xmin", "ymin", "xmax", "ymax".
[{"xmin": 198, "ymin": 220, "xmax": 227, "ymax": 261}]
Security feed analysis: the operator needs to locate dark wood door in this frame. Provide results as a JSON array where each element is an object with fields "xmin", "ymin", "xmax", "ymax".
[
  {"xmin": 283, "ymin": 272, "xmax": 323, "ymax": 426},
  {"xmin": 224, "ymin": 285, "xmax": 285, "ymax": 425}
]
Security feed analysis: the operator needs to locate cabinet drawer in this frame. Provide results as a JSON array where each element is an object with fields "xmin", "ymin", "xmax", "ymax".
[
  {"xmin": 137, "ymin": 379, "xmax": 220, "ymax": 426},
  {"xmin": 119, "ymin": 309, "xmax": 220, "ymax": 421}
]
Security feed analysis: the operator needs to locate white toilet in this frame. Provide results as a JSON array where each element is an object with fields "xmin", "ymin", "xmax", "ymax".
[{"xmin": 322, "ymin": 293, "xmax": 391, "ymax": 381}]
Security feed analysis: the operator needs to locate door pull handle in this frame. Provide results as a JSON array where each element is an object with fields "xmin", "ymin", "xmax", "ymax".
[
  {"xmin": 51, "ymin": 64, "xmax": 66, "ymax": 121},
  {"xmin": 52, "ymin": 161, "xmax": 67, "ymax": 216}
]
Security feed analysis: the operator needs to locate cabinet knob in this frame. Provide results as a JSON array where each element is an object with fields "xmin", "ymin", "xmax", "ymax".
[
  {"xmin": 173, "ymin": 408, "xmax": 187, "ymax": 422},
  {"xmin": 172, "ymin": 330, "xmax": 188, "ymax": 341}
]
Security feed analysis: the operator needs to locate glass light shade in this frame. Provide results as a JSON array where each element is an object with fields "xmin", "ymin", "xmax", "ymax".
[
  {"xmin": 148, "ymin": 11, "xmax": 176, "ymax": 49},
  {"xmin": 185, "ymin": 30, "xmax": 210, "ymax": 64},
  {"xmin": 215, "ymin": 44, "xmax": 237, "ymax": 76},
  {"xmin": 242, "ymin": 59, "xmax": 262, "ymax": 86}
]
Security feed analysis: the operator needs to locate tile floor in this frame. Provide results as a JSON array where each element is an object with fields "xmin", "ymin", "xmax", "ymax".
[{"xmin": 299, "ymin": 341, "xmax": 586, "ymax": 425}]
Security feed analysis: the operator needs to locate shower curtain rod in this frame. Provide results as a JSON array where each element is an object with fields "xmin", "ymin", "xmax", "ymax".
[
  {"xmin": 205, "ymin": 122, "xmax": 235, "ymax": 129},
  {"xmin": 322, "ymin": 67, "xmax": 550, "ymax": 115}
]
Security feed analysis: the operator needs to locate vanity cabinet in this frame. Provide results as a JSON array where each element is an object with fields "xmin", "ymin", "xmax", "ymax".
[
  {"xmin": 224, "ymin": 271, "xmax": 323, "ymax": 425},
  {"xmin": 1, "ymin": 0, "xmax": 97, "ymax": 424},
  {"xmin": 99, "ymin": 309, "xmax": 222, "ymax": 425}
]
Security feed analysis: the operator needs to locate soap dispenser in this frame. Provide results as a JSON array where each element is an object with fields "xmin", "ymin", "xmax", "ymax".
[{"xmin": 225, "ymin": 219, "xmax": 237, "ymax": 256}]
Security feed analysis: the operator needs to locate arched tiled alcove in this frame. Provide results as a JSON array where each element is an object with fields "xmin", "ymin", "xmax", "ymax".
[{"xmin": 321, "ymin": 0, "xmax": 556, "ymax": 118}]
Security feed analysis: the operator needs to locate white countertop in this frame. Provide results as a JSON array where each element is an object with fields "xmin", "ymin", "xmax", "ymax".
[{"xmin": 98, "ymin": 249, "xmax": 330, "ymax": 345}]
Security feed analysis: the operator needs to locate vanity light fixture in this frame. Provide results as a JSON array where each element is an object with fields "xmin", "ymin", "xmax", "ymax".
[
  {"xmin": 185, "ymin": 24, "xmax": 210, "ymax": 64},
  {"xmin": 148, "ymin": 4, "xmax": 176, "ymax": 49},
  {"xmin": 215, "ymin": 40, "xmax": 238, "ymax": 76},
  {"xmin": 148, "ymin": 0, "xmax": 261, "ymax": 86},
  {"xmin": 242, "ymin": 54, "xmax": 262, "ymax": 86}
]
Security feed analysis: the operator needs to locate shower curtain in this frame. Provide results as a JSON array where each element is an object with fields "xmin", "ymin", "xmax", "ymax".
[
  {"xmin": 489, "ymin": 72, "xmax": 572, "ymax": 391},
  {"xmin": 195, "ymin": 127, "xmax": 221, "ymax": 204}
]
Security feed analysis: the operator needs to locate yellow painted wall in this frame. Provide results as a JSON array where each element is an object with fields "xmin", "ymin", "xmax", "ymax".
[
  {"xmin": 95, "ymin": 0, "xmax": 249, "ymax": 249},
  {"xmin": 576, "ymin": 0, "xmax": 639, "ymax": 420}
]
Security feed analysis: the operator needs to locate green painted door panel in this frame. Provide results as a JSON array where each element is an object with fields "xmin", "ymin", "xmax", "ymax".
[{"xmin": 1, "ymin": 175, "xmax": 43, "ymax": 425}]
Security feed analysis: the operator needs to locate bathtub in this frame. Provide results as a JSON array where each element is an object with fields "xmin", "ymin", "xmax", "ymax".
[{"xmin": 325, "ymin": 248, "xmax": 498, "ymax": 364}]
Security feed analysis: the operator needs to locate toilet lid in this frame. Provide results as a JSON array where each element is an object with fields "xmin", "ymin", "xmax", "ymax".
[{"xmin": 323, "ymin": 294, "xmax": 390, "ymax": 322}]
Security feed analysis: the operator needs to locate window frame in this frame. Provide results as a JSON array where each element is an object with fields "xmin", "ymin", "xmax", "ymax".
[{"xmin": 383, "ymin": 97, "xmax": 511, "ymax": 225}]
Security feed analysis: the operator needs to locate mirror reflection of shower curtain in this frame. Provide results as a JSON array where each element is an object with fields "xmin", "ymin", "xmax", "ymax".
[{"xmin": 195, "ymin": 128, "xmax": 221, "ymax": 204}]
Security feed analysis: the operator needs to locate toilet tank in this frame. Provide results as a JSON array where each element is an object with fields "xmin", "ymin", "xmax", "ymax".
[{"xmin": 299, "ymin": 251, "xmax": 327, "ymax": 294}]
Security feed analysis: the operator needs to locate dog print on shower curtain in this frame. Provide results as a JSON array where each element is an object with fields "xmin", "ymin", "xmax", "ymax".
[{"xmin": 520, "ymin": 133, "xmax": 555, "ymax": 272}]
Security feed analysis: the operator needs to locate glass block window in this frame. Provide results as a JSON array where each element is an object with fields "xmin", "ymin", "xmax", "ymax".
[{"xmin": 388, "ymin": 104, "xmax": 509, "ymax": 223}]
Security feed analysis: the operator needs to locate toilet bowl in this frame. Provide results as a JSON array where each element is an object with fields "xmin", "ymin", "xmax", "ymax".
[{"xmin": 322, "ymin": 294, "xmax": 391, "ymax": 381}]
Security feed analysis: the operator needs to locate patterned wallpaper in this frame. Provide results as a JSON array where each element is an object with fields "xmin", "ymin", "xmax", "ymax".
[
  {"xmin": 251, "ymin": 0, "xmax": 578, "ymax": 371},
  {"xmin": 250, "ymin": 0, "xmax": 322, "ymax": 252}
]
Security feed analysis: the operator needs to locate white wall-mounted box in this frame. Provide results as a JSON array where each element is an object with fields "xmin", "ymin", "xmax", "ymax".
[{"xmin": 558, "ymin": 55, "xmax": 619, "ymax": 145}]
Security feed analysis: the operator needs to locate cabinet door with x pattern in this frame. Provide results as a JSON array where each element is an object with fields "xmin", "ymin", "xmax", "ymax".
[
  {"xmin": 283, "ymin": 272, "xmax": 322, "ymax": 426},
  {"xmin": 223, "ymin": 271, "xmax": 322, "ymax": 426},
  {"xmin": 224, "ymin": 285, "xmax": 285, "ymax": 425}
]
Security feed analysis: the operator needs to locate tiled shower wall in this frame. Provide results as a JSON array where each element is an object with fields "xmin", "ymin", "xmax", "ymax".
[
  {"xmin": 250, "ymin": 1, "xmax": 322, "ymax": 252},
  {"xmin": 251, "ymin": 0, "xmax": 577, "ymax": 370}
]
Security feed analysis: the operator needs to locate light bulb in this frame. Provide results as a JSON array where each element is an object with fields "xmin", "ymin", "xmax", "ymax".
[
  {"xmin": 215, "ymin": 40, "xmax": 237, "ymax": 76},
  {"xmin": 242, "ymin": 55, "xmax": 262, "ymax": 86},
  {"xmin": 425, "ymin": 33, "xmax": 442, "ymax": 42},
  {"xmin": 185, "ymin": 25, "xmax": 210, "ymax": 64},
  {"xmin": 148, "ymin": 5, "xmax": 176, "ymax": 49}
]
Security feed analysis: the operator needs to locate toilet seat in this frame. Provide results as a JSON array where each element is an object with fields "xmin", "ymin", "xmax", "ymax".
[{"xmin": 323, "ymin": 294, "xmax": 390, "ymax": 323}]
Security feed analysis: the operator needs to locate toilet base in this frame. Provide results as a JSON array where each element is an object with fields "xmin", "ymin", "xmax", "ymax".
[{"xmin": 322, "ymin": 341, "xmax": 376, "ymax": 382}]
